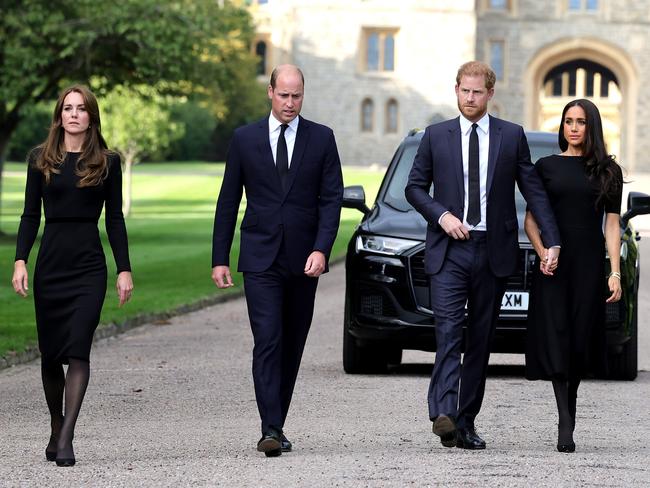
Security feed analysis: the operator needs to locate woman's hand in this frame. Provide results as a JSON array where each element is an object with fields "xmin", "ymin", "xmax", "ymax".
[
  {"xmin": 606, "ymin": 274, "xmax": 622, "ymax": 303},
  {"xmin": 12, "ymin": 260, "xmax": 29, "ymax": 297},
  {"xmin": 538, "ymin": 248, "xmax": 558, "ymax": 276},
  {"xmin": 116, "ymin": 271, "xmax": 133, "ymax": 307}
]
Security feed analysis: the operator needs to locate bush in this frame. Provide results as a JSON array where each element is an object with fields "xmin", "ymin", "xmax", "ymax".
[
  {"xmin": 167, "ymin": 101, "xmax": 215, "ymax": 161},
  {"xmin": 6, "ymin": 103, "xmax": 51, "ymax": 161}
]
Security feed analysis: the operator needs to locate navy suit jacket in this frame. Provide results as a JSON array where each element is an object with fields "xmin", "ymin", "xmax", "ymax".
[
  {"xmin": 212, "ymin": 115, "xmax": 343, "ymax": 275},
  {"xmin": 405, "ymin": 115, "xmax": 561, "ymax": 277}
]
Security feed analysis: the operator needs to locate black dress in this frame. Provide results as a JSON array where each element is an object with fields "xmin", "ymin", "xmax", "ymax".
[
  {"xmin": 15, "ymin": 152, "xmax": 131, "ymax": 365},
  {"xmin": 526, "ymin": 155, "xmax": 622, "ymax": 380}
]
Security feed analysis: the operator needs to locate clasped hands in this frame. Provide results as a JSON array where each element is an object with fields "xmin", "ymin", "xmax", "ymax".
[
  {"xmin": 439, "ymin": 213, "xmax": 561, "ymax": 275},
  {"xmin": 212, "ymin": 250, "xmax": 326, "ymax": 288}
]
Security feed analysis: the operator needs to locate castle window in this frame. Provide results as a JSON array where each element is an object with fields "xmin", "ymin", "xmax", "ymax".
[
  {"xmin": 386, "ymin": 99, "xmax": 398, "ymax": 133},
  {"xmin": 361, "ymin": 98, "xmax": 374, "ymax": 132},
  {"xmin": 489, "ymin": 40, "xmax": 505, "ymax": 81},
  {"xmin": 255, "ymin": 41, "xmax": 267, "ymax": 76},
  {"xmin": 362, "ymin": 28, "xmax": 397, "ymax": 72},
  {"xmin": 568, "ymin": 0, "xmax": 598, "ymax": 10}
]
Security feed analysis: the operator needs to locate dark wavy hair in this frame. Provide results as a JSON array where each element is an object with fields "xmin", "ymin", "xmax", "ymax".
[
  {"xmin": 35, "ymin": 84, "xmax": 111, "ymax": 187},
  {"xmin": 558, "ymin": 98, "xmax": 622, "ymax": 206}
]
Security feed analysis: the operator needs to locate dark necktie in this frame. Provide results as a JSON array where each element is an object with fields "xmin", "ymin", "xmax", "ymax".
[
  {"xmin": 467, "ymin": 123, "xmax": 481, "ymax": 226},
  {"xmin": 276, "ymin": 124, "xmax": 289, "ymax": 191}
]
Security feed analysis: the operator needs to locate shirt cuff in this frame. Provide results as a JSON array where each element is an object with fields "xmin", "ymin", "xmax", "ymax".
[{"xmin": 437, "ymin": 211, "xmax": 450, "ymax": 225}]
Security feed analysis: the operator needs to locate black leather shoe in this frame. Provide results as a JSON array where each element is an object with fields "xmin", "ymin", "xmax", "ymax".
[
  {"xmin": 257, "ymin": 430, "xmax": 282, "ymax": 457},
  {"xmin": 281, "ymin": 434, "xmax": 292, "ymax": 452},
  {"xmin": 456, "ymin": 427, "xmax": 486, "ymax": 450},
  {"xmin": 432, "ymin": 415, "xmax": 457, "ymax": 448},
  {"xmin": 557, "ymin": 442, "xmax": 576, "ymax": 453}
]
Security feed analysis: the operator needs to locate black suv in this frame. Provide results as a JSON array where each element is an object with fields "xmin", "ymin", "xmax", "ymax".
[{"xmin": 343, "ymin": 130, "xmax": 650, "ymax": 380}]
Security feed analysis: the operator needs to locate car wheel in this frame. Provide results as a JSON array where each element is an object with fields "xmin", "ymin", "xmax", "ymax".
[
  {"xmin": 607, "ymin": 297, "xmax": 638, "ymax": 381},
  {"xmin": 342, "ymin": 294, "xmax": 389, "ymax": 374}
]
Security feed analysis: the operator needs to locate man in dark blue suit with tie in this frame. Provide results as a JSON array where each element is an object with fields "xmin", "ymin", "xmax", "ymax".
[
  {"xmin": 212, "ymin": 64, "xmax": 343, "ymax": 457},
  {"xmin": 406, "ymin": 61, "xmax": 561, "ymax": 450}
]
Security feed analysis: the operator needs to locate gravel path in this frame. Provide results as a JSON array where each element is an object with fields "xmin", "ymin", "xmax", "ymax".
[{"xmin": 1, "ymin": 249, "xmax": 649, "ymax": 487}]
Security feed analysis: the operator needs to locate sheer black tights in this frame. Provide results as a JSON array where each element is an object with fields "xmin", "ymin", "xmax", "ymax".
[
  {"xmin": 41, "ymin": 358, "xmax": 90, "ymax": 459},
  {"xmin": 552, "ymin": 378, "xmax": 580, "ymax": 446}
]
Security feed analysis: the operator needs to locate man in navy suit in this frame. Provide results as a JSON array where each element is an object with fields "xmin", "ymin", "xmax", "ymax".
[
  {"xmin": 212, "ymin": 64, "xmax": 343, "ymax": 457},
  {"xmin": 405, "ymin": 61, "xmax": 561, "ymax": 450}
]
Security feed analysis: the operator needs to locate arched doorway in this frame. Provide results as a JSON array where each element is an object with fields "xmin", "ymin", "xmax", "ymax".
[
  {"xmin": 524, "ymin": 39, "xmax": 638, "ymax": 169},
  {"xmin": 539, "ymin": 59, "xmax": 621, "ymax": 157}
]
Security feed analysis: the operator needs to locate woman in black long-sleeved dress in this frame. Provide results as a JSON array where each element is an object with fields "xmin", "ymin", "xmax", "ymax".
[
  {"xmin": 524, "ymin": 99, "xmax": 622, "ymax": 453},
  {"xmin": 12, "ymin": 85, "xmax": 133, "ymax": 467}
]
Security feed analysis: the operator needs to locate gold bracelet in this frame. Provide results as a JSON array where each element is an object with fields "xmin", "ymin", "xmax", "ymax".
[{"xmin": 609, "ymin": 271, "xmax": 621, "ymax": 280}]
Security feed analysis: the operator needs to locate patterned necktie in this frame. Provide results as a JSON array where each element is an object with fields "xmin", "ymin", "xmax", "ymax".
[
  {"xmin": 276, "ymin": 124, "xmax": 289, "ymax": 191},
  {"xmin": 467, "ymin": 123, "xmax": 481, "ymax": 226}
]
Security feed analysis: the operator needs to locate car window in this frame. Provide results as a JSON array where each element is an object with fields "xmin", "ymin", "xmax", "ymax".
[
  {"xmin": 382, "ymin": 143, "xmax": 420, "ymax": 211},
  {"xmin": 529, "ymin": 141, "xmax": 559, "ymax": 164},
  {"xmin": 382, "ymin": 136, "xmax": 559, "ymax": 214}
]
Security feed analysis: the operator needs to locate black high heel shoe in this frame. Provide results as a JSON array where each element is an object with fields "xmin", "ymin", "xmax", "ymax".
[
  {"xmin": 45, "ymin": 439, "xmax": 57, "ymax": 462},
  {"xmin": 46, "ymin": 416, "xmax": 64, "ymax": 461},
  {"xmin": 556, "ymin": 422, "xmax": 575, "ymax": 453},
  {"xmin": 55, "ymin": 457, "xmax": 76, "ymax": 467},
  {"xmin": 55, "ymin": 438, "xmax": 75, "ymax": 467}
]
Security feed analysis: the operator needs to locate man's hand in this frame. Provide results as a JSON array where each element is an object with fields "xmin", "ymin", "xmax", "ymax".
[
  {"xmin": 542, "ymin": 246, "xmax": 560, "ymax": 275},
  {"xmin": 304, "ymin": 251, "xmax": 326, "ymax": 278},
  {"xmin": 212, "ymin": 265, "xmax": 234, "ymax": 288},
  {"xmin": 439, "ymin": 213, "xmax": 470, "ymax": 240}
]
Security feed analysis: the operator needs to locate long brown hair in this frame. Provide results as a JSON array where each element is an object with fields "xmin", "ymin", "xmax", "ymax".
[
  {"xmin": 35, "ymin": 85, "xmax": 111, "ymax": 187},
  {"xmin": 558, "ymin": 98, "xmax": 622, "ymax": 206}
]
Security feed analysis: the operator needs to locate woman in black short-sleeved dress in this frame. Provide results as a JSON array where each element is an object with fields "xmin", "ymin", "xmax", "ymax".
[
  {"xmin": 524, "ymin": 99, "xmax": 623, "ymax": 453},
  {"xmin": 12, "ymin": 85, "xmax": 133, "ymax": 467}
]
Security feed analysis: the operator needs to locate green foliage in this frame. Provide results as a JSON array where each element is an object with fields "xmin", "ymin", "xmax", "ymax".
[
  {"xmin": 167, "ymin": 100, "xmax": 216, "ymax": 161},
  {"xmin": 101, "ymin": 85, "xmax": 184, "ymax": 164},
  {"xmin": 0, "ymin": 0, "xmax": 264, "ymax": 226},
  {"xmin": 6, "ymin": 103, "xmax": 51, "ymax": 161}
]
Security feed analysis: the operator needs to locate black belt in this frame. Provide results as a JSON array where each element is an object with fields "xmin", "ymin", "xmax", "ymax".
[{"xmin": 45, "ymin": 217, "xmax": 98, "ymax": 224}]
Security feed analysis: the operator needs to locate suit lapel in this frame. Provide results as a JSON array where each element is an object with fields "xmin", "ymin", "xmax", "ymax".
[
  {"xmin": 282, "ymin": 115, "xmax": 310, "ymax": 197},
  {"xmin": 256, "ymin": 118, "xmax": 284, "ymax": 192},
  {"xmin": 447, "ymin": 118, "xmax": 464, "ymax": 202},
  {"xmin": 486, "ymin": 116, "xmax": 502, "ymax": 199}
]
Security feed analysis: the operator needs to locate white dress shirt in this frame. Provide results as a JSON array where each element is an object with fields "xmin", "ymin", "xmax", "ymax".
[
  {"xmin": 269, "ymin": 113, "xmax": 299, "ymax": 168},
  {"xmin": 459, "ymin": 112, "xmax": 490, "ymax": 231}
]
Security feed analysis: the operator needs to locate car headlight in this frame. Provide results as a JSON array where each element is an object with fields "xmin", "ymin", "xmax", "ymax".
[{"xmin": 356, "ymin": 235, "xmax": 420, "ymax": 255}]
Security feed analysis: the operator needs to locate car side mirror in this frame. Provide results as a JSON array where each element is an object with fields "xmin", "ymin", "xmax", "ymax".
[
  {"xmin": 622, "ymin": 191, "xmax": 650, "ymax": 226},
  {"xmin": 342, "ymin": 185, "xmax": 370, "ymax": 215}
]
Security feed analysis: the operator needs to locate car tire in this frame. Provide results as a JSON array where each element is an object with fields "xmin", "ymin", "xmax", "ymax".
[
  {"xmin": 343, "ymin": 295, "xmax": 389, "ymax": 374},
  {"xmin": 607, "ymin": 297, "xmax": 638, "ymax": 381}
]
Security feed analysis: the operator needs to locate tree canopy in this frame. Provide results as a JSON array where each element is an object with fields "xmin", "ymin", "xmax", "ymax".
[{"xmin": 0, "ymin": 0, "xmax": 266, "ymax": 229}]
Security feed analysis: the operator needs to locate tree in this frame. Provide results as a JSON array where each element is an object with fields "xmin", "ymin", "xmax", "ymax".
[
  {"xmin": 101, "ymin": 86, "xmax": 184, "ymax": 216},
  {"xmin": 0, "ymin": 0, "xmax": 261, "ymax": 230}
]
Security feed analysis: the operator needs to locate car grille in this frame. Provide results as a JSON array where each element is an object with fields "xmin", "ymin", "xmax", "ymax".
[
  {"xmin": 408, "ymin": 248, "xmax": 534, "ymax": 310},
  {"xmin": 357, "ymin": 284, "xmax": 398, "ymax": 317},
  {"xmin": 605, "ymin": 300, "xmax": 625, "ymax": 323}
]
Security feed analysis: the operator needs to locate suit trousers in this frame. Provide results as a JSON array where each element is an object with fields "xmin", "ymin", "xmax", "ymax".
[
  {"xmin": 427, "ymin": 232, "xmax": 506, "ymax": 429},
  {"xmin": 243, "ymin": 243, "xmax": 319, "ymax": 434}
]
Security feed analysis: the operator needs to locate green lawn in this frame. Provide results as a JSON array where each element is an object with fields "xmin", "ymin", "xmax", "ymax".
[{"xmin": 0, "ymin": 162, "xmax": 384, "ymax": 358}]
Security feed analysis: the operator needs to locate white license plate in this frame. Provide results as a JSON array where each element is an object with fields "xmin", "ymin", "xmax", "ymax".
[{"xmin": 501, "ymin": 292, "xmax": 529, "ymax": 311}]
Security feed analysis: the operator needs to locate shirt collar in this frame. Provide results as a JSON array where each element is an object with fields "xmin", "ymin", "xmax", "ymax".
[
  {"xmin": 459, "ymin": 112, "xmax": 490, "ymax": 136},
  {"xmin": 269, "ymin": 112, "xmax": 300, "ymax": 133}
]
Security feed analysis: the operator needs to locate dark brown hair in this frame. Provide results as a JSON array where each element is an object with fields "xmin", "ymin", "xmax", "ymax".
[
  {"xmin": 456, "ymin": 61, "xmax": 496, "ymax": 90},
  {"xmin": 558, "ymin": 98, "xmax": 622, "ymax": 206},
  {"xmin": 35, "ymin": 84, "xmax": 111, "ymax": 187}
]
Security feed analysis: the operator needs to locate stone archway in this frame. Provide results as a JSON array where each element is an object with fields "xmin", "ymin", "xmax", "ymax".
[{"xmin": 524, "ymin": 38, "xmax": 638, "ymax": 169}]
